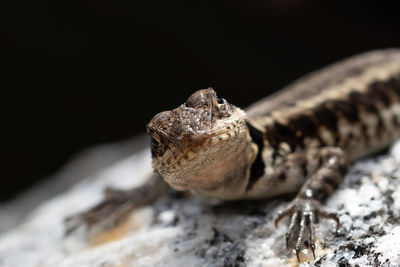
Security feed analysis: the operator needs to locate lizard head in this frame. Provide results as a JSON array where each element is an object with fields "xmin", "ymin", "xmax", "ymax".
[{"xmin": 146, "ymin": 88, "xmax": 255, "ymax": 194}]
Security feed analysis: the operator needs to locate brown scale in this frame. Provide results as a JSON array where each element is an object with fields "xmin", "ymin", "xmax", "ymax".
[{"xmin": 264, "ymin": 73, "xmax": 400, "ymax": 161}]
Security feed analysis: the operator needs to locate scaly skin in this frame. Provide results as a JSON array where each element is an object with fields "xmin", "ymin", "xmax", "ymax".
[{"xmin": 66, "ymin": 48, "xmax": 400, "ymax": 261}]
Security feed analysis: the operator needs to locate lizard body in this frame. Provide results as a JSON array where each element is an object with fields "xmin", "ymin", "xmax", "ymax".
[
  {"xmin": 66, "ymin": 48, "xmax": 400, "ymax": 261},
  {"xmin": 148, "ymin": 49, "xmax": 400, "ymax": 198}
]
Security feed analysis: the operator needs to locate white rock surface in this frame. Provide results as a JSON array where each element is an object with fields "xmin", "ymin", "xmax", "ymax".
[{"xmin": 1, "ymin": 139, "xmax": 400, "ymax": 267}]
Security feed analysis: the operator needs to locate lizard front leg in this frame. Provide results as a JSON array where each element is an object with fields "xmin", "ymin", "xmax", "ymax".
[
  {"xmin": 273, "ymin": 147, "xmax": 348, "ymax": 260},
  {"xmin": 64, "ymin": 173, "xmax": 169, "ymax": 235}
]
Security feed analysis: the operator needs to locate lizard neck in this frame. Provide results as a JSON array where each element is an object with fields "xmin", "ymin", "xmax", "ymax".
[{"xmin": 190, "ymin": 122, "xmax": 257, "ymax": 200}]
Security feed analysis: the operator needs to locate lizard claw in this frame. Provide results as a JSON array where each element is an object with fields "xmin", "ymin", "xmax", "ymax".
[{"xmin": 275, "ymin": 198, "xmax": 339, "ymax": 261}]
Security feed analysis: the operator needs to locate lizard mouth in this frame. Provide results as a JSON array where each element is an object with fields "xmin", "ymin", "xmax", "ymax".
[
  {"xmin": 151, "ymin": 124, "xmax": 241, "ymax": 169},
  {"xmin": 166, "ymin": 179, "xmax": 191, "ymax": 190}
]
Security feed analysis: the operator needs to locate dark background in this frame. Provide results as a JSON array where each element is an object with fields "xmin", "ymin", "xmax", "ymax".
[{"xmin": 2, "ymin": 1, "xmax": 400, "ymax": 201}]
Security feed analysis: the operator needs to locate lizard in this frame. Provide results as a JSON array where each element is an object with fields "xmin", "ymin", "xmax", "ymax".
[{"xmin": 65, "ymin": 48, "xmax": 400, "ymax": 261}]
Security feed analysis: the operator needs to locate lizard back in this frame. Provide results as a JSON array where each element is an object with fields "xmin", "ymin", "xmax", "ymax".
[{"xmin": 246, "ymin": 49, "xmax": 400, "ymax": 161}]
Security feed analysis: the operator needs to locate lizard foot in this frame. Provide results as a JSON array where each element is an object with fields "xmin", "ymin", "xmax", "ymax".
[
  {"xmin": 64, "ymin": 175, "xmax": 169, "ymax": 236},
  {"xmin": 64, "ymin": 187, "xmax": 135, "ymax": 236},
  {"xmin": 274, "ymin": 198, "xmax": 339, "ymax": 261}
]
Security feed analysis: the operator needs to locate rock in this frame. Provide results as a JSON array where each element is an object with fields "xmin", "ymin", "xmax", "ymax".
[{"xmin": 1, "ymin": 138, "xmax": 400, "ymax": 267}]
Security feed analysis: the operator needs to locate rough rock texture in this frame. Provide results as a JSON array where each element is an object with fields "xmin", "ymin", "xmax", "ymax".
[{"xmin": 1, "ymin": 138, "xmax": 400, "ymax": 267}]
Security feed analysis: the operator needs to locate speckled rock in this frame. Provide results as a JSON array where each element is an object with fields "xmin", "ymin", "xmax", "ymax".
[{"xmin": 1, "ymin": 138, "xmax": 400, "ymax": 267}]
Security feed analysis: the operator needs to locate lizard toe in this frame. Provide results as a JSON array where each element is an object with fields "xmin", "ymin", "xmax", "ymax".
[
  {"xmin": 276, "ymin": 198, "xmax": 339, "ymax": 262},
  {"xmin": 274, "ymin": 204, "xmax": 295, "ymax": 228}
]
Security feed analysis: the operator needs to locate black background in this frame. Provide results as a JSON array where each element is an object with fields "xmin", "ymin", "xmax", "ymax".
[{"xmin": 2, "ymin": 1, "xmax": 400, "ymax": 201}]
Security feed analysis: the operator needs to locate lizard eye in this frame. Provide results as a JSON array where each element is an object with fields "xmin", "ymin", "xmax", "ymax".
[
  {"xmin": 149, "ymin": 134, "xmax": 166, "ymax": 157},
  {"xmin": 216, "ymin": 96, "xmax": 225, "ymax": 105},
  {"xmin": 151, "ymin": 137, "xmax": 159, "ymax": 151}
]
